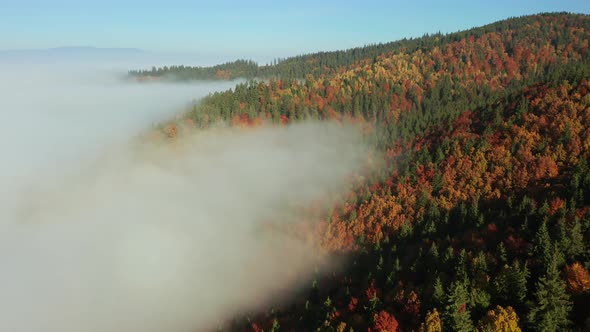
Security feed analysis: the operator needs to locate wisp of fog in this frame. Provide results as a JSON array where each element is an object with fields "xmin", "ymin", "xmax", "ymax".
[{"xmin": 0, "ymin": 61, "xmax": 366, "ymax": 331}]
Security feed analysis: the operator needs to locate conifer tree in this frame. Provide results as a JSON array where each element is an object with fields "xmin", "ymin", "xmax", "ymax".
[
  {"xmin": 564, "ymin": 218, "xmax": 584, "ymax": 258},
  {"xmin": 497, "ymin": 242, "xmax": 508, "ymax": 266},
  {"xmin": 527, "ymin": 250, "xmax": 572, "ymax": 331},
  {"xmin": 444, "ymin": 281, "xmax": 474, "ymax": 332},
  {"xmin": 433, "ymin": 277, "xmax": 446, "ymax": 307},
  {"xmin": 532, "ymin": 219, "xmax": 553, "ymax": 268}
]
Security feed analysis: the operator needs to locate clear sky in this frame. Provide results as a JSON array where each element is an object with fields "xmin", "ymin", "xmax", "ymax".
[{"xmin": 1, "ymin": 0, "xmax": 588, "ymax": 61}]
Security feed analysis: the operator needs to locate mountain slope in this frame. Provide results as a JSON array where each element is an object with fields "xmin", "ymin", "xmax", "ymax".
[
  {"xmin": 153, "ymin": 13, "xmax": 590, "ymax": 331},
  {"xmin": 130, "ymin": 12, "xmax": 590, "ymax": 81}
]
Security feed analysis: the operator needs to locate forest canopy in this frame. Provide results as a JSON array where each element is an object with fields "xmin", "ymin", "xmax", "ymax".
[{"xmin": 143, "ymin": 12, "xmax": 590, "ymax": 331}]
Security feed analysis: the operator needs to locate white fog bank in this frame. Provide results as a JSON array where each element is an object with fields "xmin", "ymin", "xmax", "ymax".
[{"xmin": 0, "ymin": 62, "xmax": 366, "ymax": 331}]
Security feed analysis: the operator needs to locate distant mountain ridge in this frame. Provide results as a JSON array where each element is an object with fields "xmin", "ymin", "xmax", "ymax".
[
  {"xmin": 48, "ymin": 46, "xmax": 145, "ymax": 52},
  {"xmin": 0, "ymin": 46, "xmax": 148, "ymax": 54},
  {"xmin": 128, "ymin": 12, "xmax": 590, "ymax": 81},
  {"xmin": 0, "ymin": 46, "xmax": 151, "ymax": 63}
]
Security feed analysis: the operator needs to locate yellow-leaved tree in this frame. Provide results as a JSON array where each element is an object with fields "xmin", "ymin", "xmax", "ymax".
[
  {"xmin": 420, "ymin": 308, "xmax": 442, "ymax": 332},
  {"xmin": 476, "ymin": 305, "xmax": 521, "ymax": 332}
]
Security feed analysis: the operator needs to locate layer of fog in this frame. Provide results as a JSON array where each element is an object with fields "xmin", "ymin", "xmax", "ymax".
[
  {"xmin": 0, "ymin": 47, "xmax": 264, "ymax": 69},
  {"xmin": 0, "ymin": 61, "xmax": 366, "ymax": 331},
  {"xmin": 0, "ymin": 46, "xmax": 283, "ymax": 80}
]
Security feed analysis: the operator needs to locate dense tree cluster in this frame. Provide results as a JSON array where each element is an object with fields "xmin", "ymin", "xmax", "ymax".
[
  {"xmin": 149, "ymin": 13, "xmax": 590, "ymax": 331},
  {"xmin": 129, "ymin": 59, "xmax": 259, "ymax": 81},
  {"xmin": 130, "ymin": 12, "xmax": 589, "ymax": 82}
]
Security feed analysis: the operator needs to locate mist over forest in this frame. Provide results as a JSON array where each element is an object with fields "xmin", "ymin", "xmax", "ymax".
[
  {"xmin": 0, "ymin": 59, "xmax": 368, "ymax": 332},
  {"xmin": 2, "ymin": 9, "xmax": 590, "ymax": 332}
]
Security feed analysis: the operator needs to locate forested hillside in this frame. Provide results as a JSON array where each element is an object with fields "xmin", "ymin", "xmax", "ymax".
[
  {"xmin": 131, "ymin": 12, "xmax": 589, "ymax": 82},
  {"xmin": 152, "ymin": 13, "xmax": 590, "ymax": 331}
]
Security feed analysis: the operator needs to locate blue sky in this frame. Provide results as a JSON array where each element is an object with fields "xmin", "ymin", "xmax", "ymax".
[{"xmin": 1, "ymin": 0, "xmax": 588, "ymax": 61}]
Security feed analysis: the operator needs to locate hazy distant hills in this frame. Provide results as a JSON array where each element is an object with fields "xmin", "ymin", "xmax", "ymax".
[
  {"xmin": 0, "ymin": 46, "xmax": 241, "ymax": 68},
  {"xmin": 0, "ymin": 46, "xmax": 151, "ymax": 63},
  {"xmin": 0, "ymin": 46, "xmax": 147, "ymax": 55},
  {"xmin": 48, "ymin": 46, "xmax": 145, "ymax": 53}
]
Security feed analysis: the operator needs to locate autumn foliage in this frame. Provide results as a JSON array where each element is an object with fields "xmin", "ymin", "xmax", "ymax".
[
  {"xmin": 421, "ymin": 309, "xmax": 443, "ymax": 332},
  {"xmin": 477, "ymin": 306, "xmax": 522, "ymax": 332},
  {"xmin": 372, "ymin": 310, "xmax": 399, "ymax": 332},
  {"xmin": 564, "ymin": 262, "xmax": 590, "ymax": 295},
  {"xmin": 149, "ymin": 13, "xmax": 590, "ymax": 331}
]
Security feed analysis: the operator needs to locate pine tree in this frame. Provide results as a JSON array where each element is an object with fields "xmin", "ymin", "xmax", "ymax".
[
  {"xmin": 555, "ymin": 218, "xmax": 569, "ymax": 256},
  {"xmin": 527, "ymin": 250, "xmax": 572, "ymax": 331},
  {"xmin": 532, "ymin": 219, "xmax": 552, "ymax": 268},
  {"xmin": 430, "ymin": 242, "xmax": 440, "ymax": 260},
  {"xmin": 497, "ymin": 242, "xmax": 508, "ymax": 266},
  {"xmin": 475, "ymin": 251, "xmax": 488, "ymax": 274},
  {"xmin": 433, "ymin": 276, "xmax": 445, "ymax": 306},
  {"xmin": 455, "ymin": 249, "xmax": 468, "ymax": 281},
  {"xmin": 444, "ymin": 281, "xmax": 474, "ymax": 332},
  {"xmin": 427, "ymin": 242, "xmax": 440, "ymax": 274},
  {"xmin": 469, "ymin": 286, "xmax": 491, "ymax": 319},
  {"xmin": 442, "ymin": 246, "xmax": 454, "ymax": 268},
  {"xmin": 509, "ymin": 261, "xmax": 529, "ymax": 306},
  {"xmin": 473, "ymin": 251, "xmax": 490, "ymax": 289},
  {"xmin": 565, "ymin": 217, "xmax": 584, "ymax": 258}
]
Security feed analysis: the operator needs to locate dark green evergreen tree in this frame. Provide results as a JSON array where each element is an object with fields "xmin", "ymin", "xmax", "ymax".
[
  {"xmin": 527, "ymin": 250, "xmax": 572, "ymax": 331},
  {"xmin": 433, "ymin": 276, "xmax": 446, "ymax": 306},
  {"xmin": 563, "ymin": 217, "xmax": 584, "ymax": 258},
  {"xmin": 532, "ymin": 219, "xmax": 553, "ymax": 267},
  {"xmin": 444, "ymin": 281, "xmax": 474, "ymax": 332},
  {"xmin": 497, "ymin": 242, "xmax": 508, "ymax": 266}
]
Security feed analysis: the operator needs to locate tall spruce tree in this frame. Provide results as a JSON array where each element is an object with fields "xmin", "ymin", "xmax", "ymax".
[
  {"xmin": 527, "ymin": 250, "xmax": 572, "ymax": 331},
  {"xmin": 444, "ymin": 281, "xmax": 474, "ymax": 332},
  {"xmin": 532, "ymin": 219, "xmax": 553, "ymax": 268}
]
